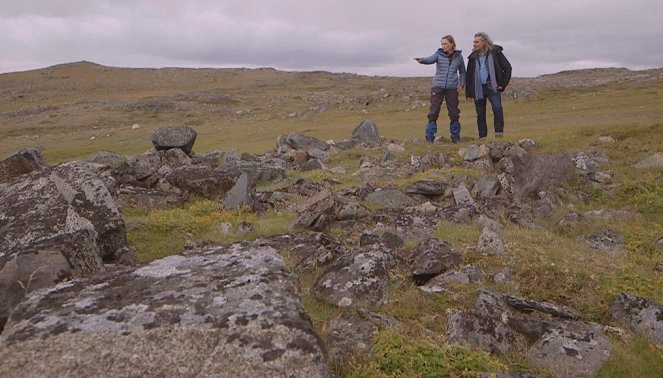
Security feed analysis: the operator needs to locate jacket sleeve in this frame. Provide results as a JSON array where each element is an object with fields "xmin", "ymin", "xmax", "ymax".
[
  {"xmin": 418, "ymin": 52, "xmax": 438, "ymax": 65},
  {"xmin": 458, "ymin": 55, "xmax": 467, "ymax": 87},
  {"xmin": 498, "ymin": 51, "xmax": 512, "ymax": 88}
]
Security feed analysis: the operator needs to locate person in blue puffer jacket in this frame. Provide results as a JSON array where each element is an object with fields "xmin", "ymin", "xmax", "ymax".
[{"xmin": 415, "ymin": 35, "xmax": 466, "ymax": 143}]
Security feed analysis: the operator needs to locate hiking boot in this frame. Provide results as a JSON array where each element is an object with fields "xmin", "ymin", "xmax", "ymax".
[{"xmin": 495, "ymin": 132, "xmax": 503, "ymax": 139}]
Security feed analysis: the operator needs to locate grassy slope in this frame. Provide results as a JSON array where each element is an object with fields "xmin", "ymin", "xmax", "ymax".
[{"xmin": 2, "ymin": 63, "xmax": 662, "ymax": 376}]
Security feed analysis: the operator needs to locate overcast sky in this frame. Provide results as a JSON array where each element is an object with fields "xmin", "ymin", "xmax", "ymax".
[{"xmin": 1, "ymin": 0, "xmax": 661, "ymax": 78}]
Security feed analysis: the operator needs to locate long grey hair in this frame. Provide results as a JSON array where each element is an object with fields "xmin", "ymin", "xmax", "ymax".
[{"xmin": 474, "ymin": 32, "xmax": 494, "ymax": 52}]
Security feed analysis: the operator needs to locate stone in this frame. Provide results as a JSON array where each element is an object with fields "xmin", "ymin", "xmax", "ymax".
[
  {"xmin": 116, "ymin": 186, "xmax": 188, "ymax": 210},
  {"xmin": 572, "ymin": 152, "xmax": 599, "ymax": 174},
  {"xmin": 151, "ymin": 126, "xmax": 197, "ymax": 154},
  {"xmin": 453, "ymin": 185, "xmax": 475, "ymax": 208},
  {"xmin": 597, "ymin": 135, "xmax": 615, "ymax": 144},
  {"xmin": 447, "ymin": 310, "xmax": 519, "ymax": 356},
  {"xmin": 518, "ymin": 139, "xmax": 537, "ymax": 150},
  {"xmin": 293, "ymin": 189, "xmax": 336, "ymax": 230},
  {"xmin": 224, "ymin": 172, "xmax": 254, "ymax": 210},
  {"xmin": 633, "ymin": 152, "xmax": 663, "ymax": 169},
  {"xmin": 0, "ymin": 161, "xmax": 129, "ymax": 263},
  {"xmin": 477, "ymin": 215, "xmax": 502, "ymax": 232},
  {"xmin": 300, "ymin": 158, "xmax": 326, "ymax": 172},
  {"xmin": 607, "ymin": 292, "xmax": 663, "ymax": 347},
  {"xmin": 338, "ymin": 201, "xmax": 370, "ymax": 220},
  {"xmin": 409, "ymin": 238, "xmax": 462, "ymax": 285},
  {"xmin": 325, "ymin": 311, "xmax": 378, "ymax": 371},
  {"xmin": 351, "ymin": 119, "xmax": 381, "ymax": 145},
  {"xmin": 312, "ymin": 244, "xmax": 392, "ymax": 308},
  {"xmin": 293, "ymin": 150, "xmax": 309, "ymax": 165},
  {"xmin": 165, "ymin": 166, "xmax": 238, "ymax": 199},
  {"xmin": 0, "ymin": 148, "xmax": 47, "ymax": 183},
  {"xmin": 89, "ymin": 150, "xmax": 128, "ymax": 171},
  {"xmin": 580, "ymin": 228, "xmax": 625, "ymax": 256},
  {"xmin": 503, "ymin": 295, "xmax": 581, "ymax": 320},
  {"xmin": 387, "ymin": 142, "xmax": 405, "ymax": 153},
  {"xmin": 511, "ymin": 152, "xmax": 575, "ymax": 203},
  {"xmin": 283, "ymin": 132, "xmax": 329, "ymax": 152},
  {"xmin": 365, "ymin": 189, "xmax": 415, "ymax": 209},
  {"xmin": 0, "ymin": 242, "xmax": 332, "ymax": 378},
  {"xmin": 526, "ymin": 326, "xmax": 611, "ymax": 378},
  {"xmin": 419, "ymin": 266, "xmax": 485, "ymax": 293},
  {"xmin": 0, "ymin": 230, "xmax": 104, "ymax": 330},
  {"xmin": 583, "ymin": 209, "xmax": 641, "ymax": 221},
  {"xmin": 405, "ymin": 180, "xmax": 447, "ymax": 197},
  {"xmin": 464, "ymin": 144, "xmax": 490, "ymax": 161},
  {"xmin": 475, "ymin": 176, "xmax": 501, "ymax": 200},
  {"xmin": 478, "ymin": 227, "xmax": 506, "ymax": 255}
]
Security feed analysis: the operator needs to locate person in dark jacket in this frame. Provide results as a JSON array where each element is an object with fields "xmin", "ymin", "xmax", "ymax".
[
  {"xmin": 415, "ymin": 35, "xmax": 466, "ymax": 143},
  {"xmin": 465, "ymin": 32, "xmax": 512, "ymax": 140}
]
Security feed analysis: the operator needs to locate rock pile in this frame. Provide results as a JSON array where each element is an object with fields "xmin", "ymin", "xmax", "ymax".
[{"xmin": 1, "ymin": 123, "xmax": 661, "ymax": 377}]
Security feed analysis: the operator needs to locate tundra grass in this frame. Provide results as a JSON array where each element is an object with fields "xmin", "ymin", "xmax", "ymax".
[{"xmin": 123, "ymin": 199, "xmax": 295, "ymax": 262}]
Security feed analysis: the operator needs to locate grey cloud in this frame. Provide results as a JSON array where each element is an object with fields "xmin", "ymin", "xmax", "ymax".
[{"xmin": 0, "ymin": 1, "xmax": 661, "ymax": 77}]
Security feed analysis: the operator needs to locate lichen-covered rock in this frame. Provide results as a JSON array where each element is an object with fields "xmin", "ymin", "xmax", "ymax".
[
  {"xmin": 312, "ymin": 244, "xmax": 393, "ymax": 307},
  {"xmin": 165, "ymin": 165, "xmax": 238, "ymax": 199},
  {"xmin": 608, "ymin": 292, "xmax": 663, "ymax": 347},
  {"xmin": 510, "ymin": 152, "xmax": 575, "ymax": 203},
  {"xmin": 325, "ymin": 311, "xmax": 378, "ymax": 371},
  {"xmin": 0, "ymin": 148, "xmax": 47, "ymax": 183},
  {"xmin": 0, "ymin": 161, "xmax": 129, "ymax": 261},
  {"xmin": 293, "ymin": 188, "xmax": 336, "ymax": 230},
  {"xmin": 526, "ymin": 326, "xmax": 611, "ymax": 378},
  {"xmin": 409, "ymin": 238, "xmax": 462, "ymax": 285},
  {"xmin": 151, "ymin": 126, "xmax": 197, "ymax": 155},
  {"xmin": 447, "ymin": 310, "xmax": 519, "ymax": 356},
  {"xmin": 351, "ymin": 119, "xmax": 382, "ymax": 146},
  {"xmin": 0, "ymin": 242, "xmax": 331, "ymax": 378},
  {"xmin": 477, "ymin": 227, "xmax": 507, "ymax": 255}
]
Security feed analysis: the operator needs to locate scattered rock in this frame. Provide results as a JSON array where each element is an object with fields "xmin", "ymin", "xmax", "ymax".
[
  {"xmin": 0, "ymin": 147, "xmax": 47, "ymax": 183},
  {"xmin": 477, "ymin": 227, "xmax": 507, "ymax": 255},
  {"xmin": 151, "ymin": 126, "xmax": 197, "ymax": 155},
  {"xmin": 312, "ymin": 244, "xmax": 393, "ymax": 307},
  {"xmin": 580, "ymin": 228, "xmax": 625, "ymax": 256},
  {"xmin": 633, "ymin": 152, "xmax": 663, "ymax": 169},
  {"xmin": 365, "ymin": 189, "xmax": 416, "ymax": 209},
  {"xmin": 608, "ymin": 292, "xmax": 663, "ymax": 347},
  {"xmin": 518, "ymin": 139, "xmax": 537, "ymax": 150},
  {"xmin": 409, "ymin": 238, "xmax": 462, "ymax": 285},
  {"xmin": 447, "ymin": 310, "xmax": 519, "ymax": 356},
  {"xmin": 351, "ymin": 119, "xmax": 382, "ymax": 146},
  {"xmin": 405, "ymin": 180, "xmax": 447, "ymax": 198},
  {"xmin": 338, "ymin": 201, "xmax": 370, "ymax": 220},
  {"xmin": 0, "ymin": 242, "xmax": 332, "ymax": 377},
  {"xmin": 526, "ymin": 326, "xmax": 611, "ymax": 378},
  {"xmin": 224, "ymin": 172, "xmax": 254, "ymax": 210},
  {"xmin": 293, "ymin": 188, "xmax": 336, "ymax": 231},
  {"xmin": 453, "ymin": 185, "xmax": 475, "ymax": 208}
]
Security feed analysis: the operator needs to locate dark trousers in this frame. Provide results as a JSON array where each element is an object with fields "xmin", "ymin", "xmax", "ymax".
[
  {"xmin": 474, "ymin": 84, "xmax": 504, "ymax": 138},
  {"xmin": 427, "ymin": 87, "xmax": 460, "ymax": 124},
  {"xmin": 426, "ymin": 87, "xmax": 461, "ymax": 141}
]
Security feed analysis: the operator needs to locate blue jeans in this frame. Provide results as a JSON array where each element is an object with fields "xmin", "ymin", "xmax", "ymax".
[{"xmin": 474, "ymin": 84, "xmax": 504, "ymax": 138}]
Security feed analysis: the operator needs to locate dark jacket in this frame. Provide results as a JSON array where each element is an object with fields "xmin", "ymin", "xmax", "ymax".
[{"xmin": 465, "ymin": 45, "xmax": 512, "ymax": 98}]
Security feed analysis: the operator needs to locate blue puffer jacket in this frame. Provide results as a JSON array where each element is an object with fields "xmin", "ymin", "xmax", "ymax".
[{"xmin": 419, "ymin": 49, "xmax": 466, "ymax": 89}]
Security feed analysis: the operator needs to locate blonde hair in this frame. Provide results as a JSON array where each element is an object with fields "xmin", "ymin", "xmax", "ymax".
[
  {"xmin": 474, "ymin": 32, "xmax": 494, "ymax": 52},
  {"xmin": 441, "ymin": 35, "xmax": 456, "ymax": 49}
]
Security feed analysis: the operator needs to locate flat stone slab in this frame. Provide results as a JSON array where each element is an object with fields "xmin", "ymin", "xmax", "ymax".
[{"xmin": 0, "ymin": 242, "xmax": 331, "ymax": 378}]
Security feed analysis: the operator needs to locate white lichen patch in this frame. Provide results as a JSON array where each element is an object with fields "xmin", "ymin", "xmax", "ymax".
[{"xmin": 133, "ymin": 255, "xmax": 191, "ymax": 278}]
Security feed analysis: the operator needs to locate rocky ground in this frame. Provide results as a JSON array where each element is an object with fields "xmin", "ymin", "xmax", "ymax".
[{"xmin": 1, "ymin": 121, "xmax": 662, "ymax": 377}]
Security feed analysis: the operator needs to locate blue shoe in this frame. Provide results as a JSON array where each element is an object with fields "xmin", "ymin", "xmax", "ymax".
[
  {"xmin": 450, "ymin": 120, "xmax": 461, "ymax": 143},
  {"xmin": 425, "ymin": 122, "xmax": 437, "ymax": 143}
]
